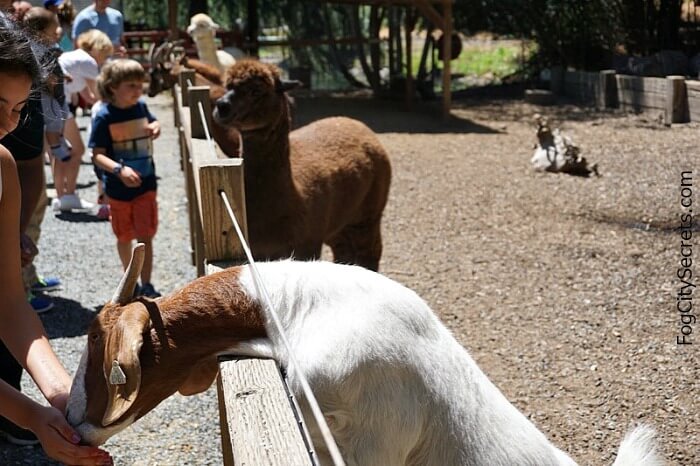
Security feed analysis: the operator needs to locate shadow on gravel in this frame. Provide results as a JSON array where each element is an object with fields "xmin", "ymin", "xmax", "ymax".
[
  {"xmin": 45, "ymin": 180, "xmax": 96, "ymax": 190},
  {"xmin": 293, "ymin": 95, "xmax": 499, "ymax": 135},
  {"xmin": 54, "ymin": 212, "xmax": 107, "ymax": 223},
  {"xmin": 39, "ymin": 296, "xmax": 98, "ymax": 339},
  {"xmin": 0, "ymin": 443, "xmax": 57, "ymax": 465}
]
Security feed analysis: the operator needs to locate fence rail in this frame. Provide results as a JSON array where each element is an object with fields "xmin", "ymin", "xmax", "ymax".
[{"xmin": 174, "ymin": 71, "xmax": 315, "ymax": 465}]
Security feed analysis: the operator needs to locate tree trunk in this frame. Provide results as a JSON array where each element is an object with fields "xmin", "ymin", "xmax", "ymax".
[{"xmin": 188, "ymin": 0, "xmax": 208, "ymax": 18}]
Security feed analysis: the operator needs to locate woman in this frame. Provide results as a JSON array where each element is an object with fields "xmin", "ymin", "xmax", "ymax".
[{"xmin": 0, "ymin": 13, "xmax": 112, "ymax": 466}]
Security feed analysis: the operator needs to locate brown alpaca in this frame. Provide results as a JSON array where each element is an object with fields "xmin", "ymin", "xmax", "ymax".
[{"xmin": 214, "ymin": 60, "xmax": 391, "ymax": 271}]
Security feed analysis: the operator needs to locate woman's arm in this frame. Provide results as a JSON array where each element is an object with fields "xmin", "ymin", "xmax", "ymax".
[
  {"xmin": 0, "ymin": 146, "xmax": 112, "ymax": 465},
  {"xmin": 0, "ymin": 148, "xmax": 71, "ymax": 408}
]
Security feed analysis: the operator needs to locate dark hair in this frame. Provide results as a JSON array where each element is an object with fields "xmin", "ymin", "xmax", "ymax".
[
  {"xmin": 0, "ymin": 13, "xmax": 48, "ymax": 86},
  {"xmin": 23, "ymin": 7, "xmax": 56, "ymax": 39}
]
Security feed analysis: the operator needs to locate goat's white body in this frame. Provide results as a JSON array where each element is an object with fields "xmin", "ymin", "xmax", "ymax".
[{"xmin": 233, "ymin": 261, "xmax": 577, "ymax": 466}]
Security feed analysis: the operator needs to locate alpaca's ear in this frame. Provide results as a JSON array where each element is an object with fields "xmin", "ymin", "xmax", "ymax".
[{"xmin": 276, "ymin": 79, "xmax": 303, "ymax": 93}]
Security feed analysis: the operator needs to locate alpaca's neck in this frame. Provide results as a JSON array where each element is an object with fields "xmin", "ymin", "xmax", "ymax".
[
  {"xmin": 153, "ymin": 271, "xmax": 266, "ymax": 361},
  {"xmin": 193, "ymin": 32, "xmax": 221, "ymax": 70},
  {"xmin": 241, "ymin": 101, "xmax": 293, "ymax": 175}
]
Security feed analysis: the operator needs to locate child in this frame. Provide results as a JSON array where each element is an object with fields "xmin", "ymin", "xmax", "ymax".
[
  {"xmin": 90, "ymin": 59, "xmax": 161, "ymax": 298},
  {"xmin": 24, "ymin": 6, "xmax": 91, "ymax": 211},
  {"xmin": 58, "ymin": 29, "xmax": 113, "ymax": 218},
  {"xmin": 59, "ymin": 29, "xmax": 112, "ymax": 111},
  {"xmin": 0, "ymin": 13, "xmax": 112, "ymax": 464}
]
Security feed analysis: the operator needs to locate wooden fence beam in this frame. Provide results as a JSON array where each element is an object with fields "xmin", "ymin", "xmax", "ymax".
[
  {"xmin": 665, "ymin": 75, "xmax": 688, "ymax": 125},
  {"xmin": 598, "ymin": 69, "xmax": 617, "ymax": 109}
]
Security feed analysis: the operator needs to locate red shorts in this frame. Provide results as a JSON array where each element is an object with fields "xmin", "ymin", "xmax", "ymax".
[{"xmin": 108, "ymin": 190, "xmax": 158, "ymax": 242}]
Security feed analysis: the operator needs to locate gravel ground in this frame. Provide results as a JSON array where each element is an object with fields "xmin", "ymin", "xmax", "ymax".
[{"xmin": 0, "ymin": 91, "xmax": 697, "ymax": 465}]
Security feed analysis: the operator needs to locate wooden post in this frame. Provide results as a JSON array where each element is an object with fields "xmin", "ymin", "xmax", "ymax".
[
  {"xmin": 197, "ymin": 158, "xmax": 248, "ymax": 262},
  {"xmin": 598, "ymin": 70, "xmax": 617, "ymax": 109},
  {"xmin": 665, "ymin": 75, "xmax": 688, "ymax": 125},
  {"xmin": 188, "ymin": 86, "xmax": 212, "ymax": 139},
  {"xmin": 404, "ymin": 10, "xmax": 415, "ymax": 110},
  {"xmin": 179, "ymin": 69, "xmax": 196, "ymax": 107},
  {"xmin": 550, "ymin": 66, "xmax": 564, "ymax": 95},
  {"xmin": 441, "ymin": 0, "xmax": 452, "ymax": 120}
]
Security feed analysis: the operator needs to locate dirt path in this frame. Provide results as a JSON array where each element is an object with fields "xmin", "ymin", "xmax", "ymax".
[{"xmin": 1, "ymin": 92, "xmax": 695, "ymax": 465}]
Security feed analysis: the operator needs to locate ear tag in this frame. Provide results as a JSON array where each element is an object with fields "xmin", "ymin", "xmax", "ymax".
[{"xmin": 109, "ymin": 360, "xmax": 127, "ymax": 385}]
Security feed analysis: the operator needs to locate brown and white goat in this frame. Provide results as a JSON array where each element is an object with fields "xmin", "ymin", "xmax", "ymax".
[
  {"xmin": 67, "ymin": 244, "xmax": 662, "ymax": 465},
  {"xmin": 214, "ymin": 60, "xmax": 392, "ymax": 271},
  {"xmin": 147, "ymin": 41, "xmax": 224, "ymax": 98}
]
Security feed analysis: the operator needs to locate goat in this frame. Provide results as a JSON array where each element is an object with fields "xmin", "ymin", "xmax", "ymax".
[
  {"xmin": 67, "ymin": 244, "xmax": 663, "ymax": 465},
  {"xmin": 147, "ymin": 40, "xmax": 223, "ymax": 97},
  {"xmin": 146, "ymin": 41, "xmax": 242, "ymax": 158},
  {"xmin": 214, "ymin": 60, "xmax": 391, "ymax": 271},
  {"xmin": 187, "ymin": 13, "xmax": 243, "ymax": 74},
  {"xmin": 531, "ymin": 114, "xmax": 599, "ymax": 177}
]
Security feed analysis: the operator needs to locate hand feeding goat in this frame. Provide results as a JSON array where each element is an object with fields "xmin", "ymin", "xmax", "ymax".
[
  {"xmin": 214, "ymin": 60, "xmax": 391, "ymax": 271},
  {"xmin": 66, "ymin": 244, "xmax": 662, "ymax": 465},
  {"xmin": 187, "ymin": 13, "xmax": 243, "ymax": 74},
  {"xmin": 531, "ymin": 114, "xmax": 600, "ymax": 177}
]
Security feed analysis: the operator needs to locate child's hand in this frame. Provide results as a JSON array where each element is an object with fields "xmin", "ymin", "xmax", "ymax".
[
  {"xmin": 30, "ymin": 405, "xmax": 113, "ymax": 466},
  {"xmin": 146, "ymin": 121, "xmax": 161, "ymax": 140},
  {"xmin": 118, "ymin": 166, "xmax": 142, "ymax": 188}
]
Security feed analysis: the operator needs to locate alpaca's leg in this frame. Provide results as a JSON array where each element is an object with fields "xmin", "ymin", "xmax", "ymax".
[{"xmin": 328, "ymin": 218, "xmax": 382, "ymax": 271}]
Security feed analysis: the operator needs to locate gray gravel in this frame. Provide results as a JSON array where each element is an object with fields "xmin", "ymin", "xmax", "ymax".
[{"xmin": 1, "ymin": 91, "xmax": 698, "ymax": 465}]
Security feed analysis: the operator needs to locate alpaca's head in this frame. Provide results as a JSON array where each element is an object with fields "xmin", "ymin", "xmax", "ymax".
[
  {"xmin": 213, "ymin": 60, "xmax": 301, "ymax": 131},
  {"xmin": 187, "ymin": 13, "xmax": 218, "ymax": 40}
]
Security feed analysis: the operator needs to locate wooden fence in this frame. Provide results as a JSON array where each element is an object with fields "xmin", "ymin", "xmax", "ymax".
[
  {"xmin": 174, "ymin": 69, "xmax": 316, "ymax": 465},
  {"xmin": 551, "ymin": 67, "xmax": 700, "ymax": 125}
]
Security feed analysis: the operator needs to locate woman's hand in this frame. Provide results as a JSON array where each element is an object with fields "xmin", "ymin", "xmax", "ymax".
[
  {"xmin": 30, "ymin": 405, "xmax": 113, "ymax": 466},
  {"xmin": 118, "ymin": 166, "xmax": 142, "ymax": 188},
  {"xmin": 20, "ymin": 233, "xmax": 37, "ymax": 267}
]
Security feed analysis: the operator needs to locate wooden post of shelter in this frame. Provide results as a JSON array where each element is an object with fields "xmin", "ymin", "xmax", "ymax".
[
  {"xmin": 167, "ymin": 0, "xmax": 179, "ymax": 39},
  {"xmin": 404, "ymin": 10, "xmax": 416, "ymax": 110},
  {"xmin": 440, "ymin": 0, "xmax": 452, "ymax": 120}
]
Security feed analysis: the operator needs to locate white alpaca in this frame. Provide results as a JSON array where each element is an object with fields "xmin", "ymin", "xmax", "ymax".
[{"xmin": 187, "ymin": 13, "xmax": 243, "ymax": 74}]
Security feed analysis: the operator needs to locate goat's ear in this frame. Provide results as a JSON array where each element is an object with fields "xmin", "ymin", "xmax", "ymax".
[
  {"xmin": 276, "ymin": 78, "xmax": 303, "ymax": 93},
  {"xmin": 111, "ymin": 243, "xmax": 145, "ymax": 305},
  {"xmin": 178, "ymin": 358, "xmax": 219, "ymax": 396},
  {"xmin": 101, "ymin": 305, "xmax": 150, "ymax": 426}
]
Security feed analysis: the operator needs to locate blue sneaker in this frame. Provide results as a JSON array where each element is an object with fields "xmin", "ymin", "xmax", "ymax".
[
  {"xmin": 28, "ymin": 293, "xmax": 54, "ymax": 314},
  {"xmin": 31, "ymin": 276, "xmax": 62, "ymax": 292}
]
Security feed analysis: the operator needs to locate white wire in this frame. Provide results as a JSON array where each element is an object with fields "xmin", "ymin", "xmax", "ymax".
[
  {"xmin": 182, "ymin": 81, "xmax": 346, "ymax": 465},
  {"xmin": 220, "ymin": 191, "xmax": 346, "ymax": 466}
]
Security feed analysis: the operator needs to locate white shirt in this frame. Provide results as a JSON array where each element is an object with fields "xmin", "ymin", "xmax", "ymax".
[{"xmin": 58, "ymin": 48, "xmax": 99, "ymax": 95}]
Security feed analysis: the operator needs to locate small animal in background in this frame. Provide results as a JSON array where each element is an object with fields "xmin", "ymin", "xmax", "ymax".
[{"xmin": 531, "ymin": 114, "xmax": 600, "ymax": 177}]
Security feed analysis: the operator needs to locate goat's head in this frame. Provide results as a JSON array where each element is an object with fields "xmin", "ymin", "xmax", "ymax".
[
  {"xmin": 147, "ymin": 41, "xmax": 182, "ymax": 97},
  {"xmin": 213, "ymin": 60, "xmax": 302, "ymax": 130},
  {"xmin": 66, "ymin": 244, "xmax": 222, "ymax": 446}
]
